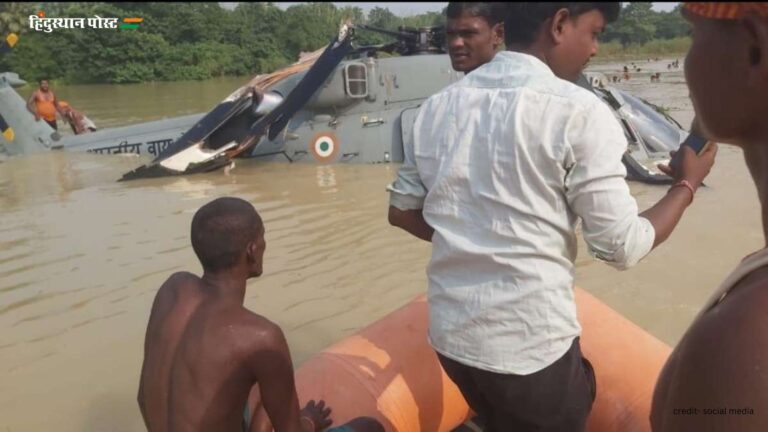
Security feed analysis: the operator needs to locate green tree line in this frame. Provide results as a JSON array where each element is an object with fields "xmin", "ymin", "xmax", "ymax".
[
  {"xmin": 0, "ymin": 2, "xmax": 442, "ymax": 84},
  {"xmin": 0, "ymin": 2, "xmax": 688, "ymax": 85},
  {"xmin": 602, "ymin": 3, "xmax": 690, "ymax": 48}
]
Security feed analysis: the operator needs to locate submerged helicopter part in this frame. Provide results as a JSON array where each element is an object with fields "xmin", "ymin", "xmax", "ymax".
[
  {"xmin": 119, "ymin": 24, "xmax": 355, "ymax": 181},
  {"xmin": 2, "ymin": 25, "xmax": 690, "ymax": 186},
  {"xmin": 118, "ymin": 142, "xmax": 237, "ymax": 180},
  {"xmin": 583, "ymin": 72, "xmax": 685, "ymax": 184}
]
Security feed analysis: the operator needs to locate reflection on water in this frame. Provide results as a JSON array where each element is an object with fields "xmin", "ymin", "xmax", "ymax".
[{"xmin": 0, "ymin": 59, "xmax": 763, "ymax": 432}]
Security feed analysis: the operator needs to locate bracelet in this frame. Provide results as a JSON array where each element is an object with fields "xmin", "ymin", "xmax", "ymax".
[
  {"xmin": 300, "ymin": 415, "xmax": 315, "ymax": 432},
  {"xmin": 669, "ymin": 179, "xmax": 696, "ymax": 204}
]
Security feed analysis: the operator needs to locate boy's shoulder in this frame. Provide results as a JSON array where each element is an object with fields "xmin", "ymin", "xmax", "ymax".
[
  {"xmin": 680, "ymin": 270, "xmax": 768, "ymax": 373},
  {"xmin": 227, "ymin": 307, "xmax": 288, "ymax": 354},
  {"xmin": 702, "ymin": 267, "xmax": 768, "ymax": 330},
  {"xmin": 156, "ymin": 271, "xmax": 200, "ymax": 296},
  {"xmin": 661, "ymin": 272, "xmax": 768, "ymax": 421}
]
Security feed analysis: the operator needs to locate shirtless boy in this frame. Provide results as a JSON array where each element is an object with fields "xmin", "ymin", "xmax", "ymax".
[{"xmin": 138, "ymin": 197, "xmax": 382, "ymax": 432}]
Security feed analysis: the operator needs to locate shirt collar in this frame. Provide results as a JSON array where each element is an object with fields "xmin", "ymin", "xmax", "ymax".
[
  {"xmin": 460, "ymin": 50, "xmax": 557, "ymax": 87},
  {"xmin": 490, "ymin": 51, "xmax": 556, "ymax": 77}
]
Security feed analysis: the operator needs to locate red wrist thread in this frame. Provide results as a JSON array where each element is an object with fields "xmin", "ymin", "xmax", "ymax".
[{"xmin": 670, "ymin": 179, "xmax": 696, "ymax": 203}]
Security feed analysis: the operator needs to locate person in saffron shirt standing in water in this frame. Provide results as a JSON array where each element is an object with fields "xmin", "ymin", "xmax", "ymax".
[{"xmin": 27, "ymin": 78, "xmax": 63, "ymax": 130}]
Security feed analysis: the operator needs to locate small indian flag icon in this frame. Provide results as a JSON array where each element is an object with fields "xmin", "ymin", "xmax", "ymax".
[{"xmin": 120, "ymin": 17, "xmax": 143, "ymax": 29}]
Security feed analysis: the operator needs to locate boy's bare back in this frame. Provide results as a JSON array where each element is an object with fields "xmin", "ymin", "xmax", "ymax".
[
  {"xmin": 137, "ymin": 197, "xmax": 382, "ymax": 432},
  {"xmin": 138, "ymin": 271, "xmax": 285, "ymax": 432}
]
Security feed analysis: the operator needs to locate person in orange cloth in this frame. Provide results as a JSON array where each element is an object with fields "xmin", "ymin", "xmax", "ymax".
[
  {"xmin": 58, "ymin": 101, "xmax": 97, "ymax": 135},
  {"xmin": 138, "ymin": 197, "xmax": 384, "ymax": 432},
  {"xmin": 651, "ymin": 3, "xmax": 768, "ymax": 431},
  {"xmin": 26, "ymin": 78, "xmax": 62, "ymax": 130},
  {"xmin": 58, "ymin": 101, "xmax": 86, "ymax": 135}
]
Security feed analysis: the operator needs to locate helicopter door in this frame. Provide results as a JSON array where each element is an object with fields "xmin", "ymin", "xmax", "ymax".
[{"xmin": 397, "ymin": 106, "xmax": 421, "ymax": 163}]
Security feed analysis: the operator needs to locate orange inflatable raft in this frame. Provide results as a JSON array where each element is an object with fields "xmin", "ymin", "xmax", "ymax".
[{"xmin": 260, "ymin": 287, "xmax": 672, "ymax": 432}]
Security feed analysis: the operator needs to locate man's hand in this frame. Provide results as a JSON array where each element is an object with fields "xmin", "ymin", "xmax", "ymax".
[
  {"xmin": 388, "ymin": 206, "xmax": 434, "ymax": 242},
  {"xmin": 299, "ymin": 400, "xmax": 332, "ymax": 432},
  {"xmin": 657, "ymin": 142, "xmax": 718, "ymax": 190},
  {"xmin": 642, "ymin": 141, "xmax": 718, "ymax": 249}
]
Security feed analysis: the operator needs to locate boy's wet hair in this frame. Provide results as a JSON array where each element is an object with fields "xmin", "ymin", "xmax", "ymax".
[
  {"xmin": 191, "ymin": 197, "xmax": 263, "ymax": 272},
  {"xmin": 446, "ymin": 2, "xmax": 508, "ymax": 26},
  {"xmin": 505, "ymin": 3, "xmax": 620, "ymax": 47}
]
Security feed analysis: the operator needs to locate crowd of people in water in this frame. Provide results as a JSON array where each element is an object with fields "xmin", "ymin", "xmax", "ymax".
[
  {"xmin": 133, "ymin": 2, "xmax": 768, "ymax": 432},
  {"xmin": 605, "ymin": 58, "xmax": 680, "ymax": 84}
]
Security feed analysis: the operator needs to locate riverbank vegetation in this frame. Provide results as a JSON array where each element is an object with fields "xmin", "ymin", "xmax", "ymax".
[
  {"xmin": 0, "ymin": 2, "xmax": 690, "ymax": 84},
  {"xmin": 597, "ymin": 37, "xmax": 690, "ymax": 60},
  {"xmin": 597, "ymin": 3, "xmax": 691, "ymax": 59}
]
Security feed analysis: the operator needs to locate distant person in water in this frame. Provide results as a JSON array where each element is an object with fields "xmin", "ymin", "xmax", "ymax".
[
  {"xmin": 26, "ymin": 79, "xmax": 62, "ymax": 130},
  {"xmin": 651, "ymin": 3, "xmax": 768, "ymax": 431},
  {"xmin": 59, "ymin": 101, "xmax": 96, "ymax": 135},
  {"xmin": 138, "ymin": 197, "xmax": 383, "ymax": 432}
]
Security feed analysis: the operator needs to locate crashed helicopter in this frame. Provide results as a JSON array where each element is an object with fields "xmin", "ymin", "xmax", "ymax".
[{"xmin": 1, "ymin": 24, "xmax": 687, "ymax": 184}]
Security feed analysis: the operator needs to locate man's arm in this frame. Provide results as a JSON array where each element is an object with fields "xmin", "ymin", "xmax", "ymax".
[
  {"xmin": 640, "ymin": 144, "xmax": 717, "ymax": 247},
  {"xmin": 386, "ymin": 110, "xmax": 431, "ymax": 241},
  {"xmin": 641, "ymin": 118, "xmax": 717, "ymax": 248},
  {"xmin": 388, "ymin": 207, "xmax": 433, "ymax": 242},
  {"xmin": 652, "ymin": 279, "xmax": 768, "ymax": 431},
  {"xmin": 565, "ymin": 104, "xmax": 715, "ymax": 269},
  {"xmin": 26, "ymin": 92, "xmax": 39, "ymax": 119},
  {"xmin": 249, "ymin": 321, "xmax": 329, "ymax": 432}
]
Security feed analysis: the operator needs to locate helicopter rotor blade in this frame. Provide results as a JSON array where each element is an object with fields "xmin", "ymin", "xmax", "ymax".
[
  {"xmin": 355, "ymin": 24, "xmax": 417, "ymax": 41},
  {"xmin": 247, "ymin": 24, "xmax": 355, "ymax": 143}
]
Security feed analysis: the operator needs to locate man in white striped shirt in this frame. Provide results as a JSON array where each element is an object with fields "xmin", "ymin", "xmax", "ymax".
[{"xmin": 388, "ymin": 3, "xmax": 717, "ymax": 431}]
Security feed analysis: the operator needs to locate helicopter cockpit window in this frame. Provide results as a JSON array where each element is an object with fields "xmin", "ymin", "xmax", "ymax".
[{"xmin": 344, "ymin": 63, "xmax": 368, "ymax": 98}]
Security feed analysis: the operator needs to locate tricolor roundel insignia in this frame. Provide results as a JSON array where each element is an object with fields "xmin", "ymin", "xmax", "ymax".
[{"xmin": 310, "ymin": 132, "xmax": 339, "ymax": 163}]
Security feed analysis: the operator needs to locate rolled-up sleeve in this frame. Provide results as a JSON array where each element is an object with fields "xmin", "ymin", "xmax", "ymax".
[
  {"xmin": 387, "ymin": 119, "xmax": 427, "ymax": 210},
  {"xmin": 564, "ymin": 101, "xmax": 656, "ymax": 270}
]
